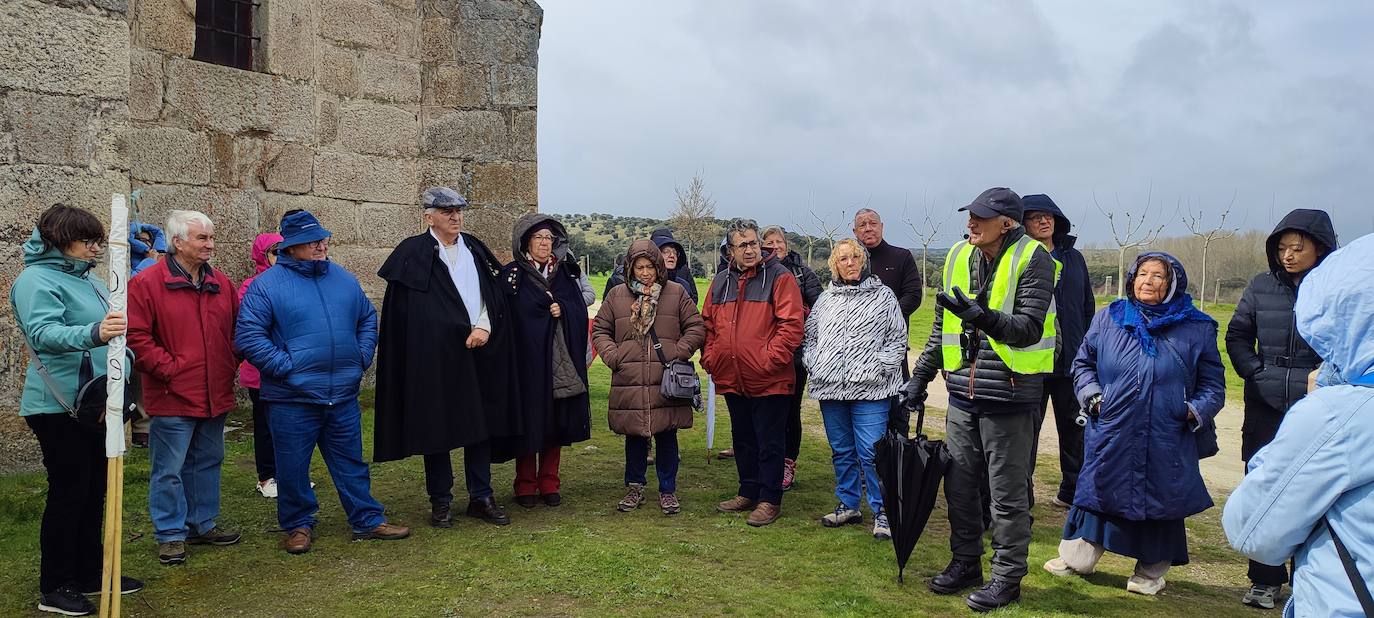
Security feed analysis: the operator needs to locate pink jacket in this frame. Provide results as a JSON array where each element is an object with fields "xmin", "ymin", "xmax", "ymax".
[{"xmin": 237, "ymin": 233, "xmax": 282, "ymax": 389}]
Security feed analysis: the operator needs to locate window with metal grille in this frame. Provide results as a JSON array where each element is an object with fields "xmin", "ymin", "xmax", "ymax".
[{"xmin": 192, "ymin": 0, "xmax": 259, "ymax": 70}]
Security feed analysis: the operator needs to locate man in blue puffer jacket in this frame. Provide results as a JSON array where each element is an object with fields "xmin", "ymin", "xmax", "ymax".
[
  {"xmin": 235, "ymin": 210, "xmax": 410, "ymax": 554},
  {"xmin": 1224, "ymin": 232, "xmax": 1374, "ymax": 618}
]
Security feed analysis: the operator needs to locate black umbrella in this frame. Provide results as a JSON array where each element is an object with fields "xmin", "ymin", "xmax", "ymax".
[{"xmin": 875, "ymin": 399, "xmax": 950, "ymax": 583}]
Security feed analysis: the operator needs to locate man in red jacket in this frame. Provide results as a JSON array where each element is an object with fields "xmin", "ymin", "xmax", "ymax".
[
  {"xmin": 127, "ymin": 210, "xmax": 241, "ymax": 566},
  {"xmin": 702, "ymin": 218, "xmax": 805, "ymax": 527}
]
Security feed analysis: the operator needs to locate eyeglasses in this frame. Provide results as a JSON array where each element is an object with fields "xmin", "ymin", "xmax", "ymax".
[
  {"xmin": 731, "ymin": 240, "xmax": 760, "ymax": 250},
  {"xmin": 530, "ymin": 233, "xmax": 556, "ymax": 242},
  {"xmin": 84, "ymin": 239, "xmax": 106, "ymax": 251},
  {"xmin": 1025, "ymin": 213, "xmax": 1054, "ymax": 223},
  {"xmin": 306, "ymin": 238, "xmax": 330, "ymax": 249}
]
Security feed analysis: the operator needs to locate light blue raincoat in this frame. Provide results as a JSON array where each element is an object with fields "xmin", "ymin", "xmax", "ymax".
[{"xmin": 1223, "ymin": 232, "xmax": 1374, "ymax": 618}]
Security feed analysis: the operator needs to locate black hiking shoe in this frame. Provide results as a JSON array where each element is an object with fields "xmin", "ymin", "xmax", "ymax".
[
  {"xmin": 966, "ymin": 578, "xmax": 1021, "ymax": 612},
  {"xmin": 929, "ymin": 559, "xmax": 984, "ymax": 595}
]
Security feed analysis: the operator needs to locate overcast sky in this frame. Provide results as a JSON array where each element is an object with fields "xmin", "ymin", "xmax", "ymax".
[{"xmin": 535, "ymin": 1, "xmax": 1374, "ymax": 248}]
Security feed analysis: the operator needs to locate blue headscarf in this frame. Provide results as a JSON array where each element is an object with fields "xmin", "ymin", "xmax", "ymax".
[{"xmin": 1108, "ymin": 252, "xmax": 1214, "ymax": 357}]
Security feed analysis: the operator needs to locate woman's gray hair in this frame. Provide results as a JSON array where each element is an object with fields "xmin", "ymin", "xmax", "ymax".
[
  {"xmin": 760, "ymin": 225, "xmax": 787, "ymax": 242},
  {"xmin": 725, "ymin": 218, "xmax": 759, "ymax": 245},
  {"xmin": 165, "ymin": 210, "xmax": 214, "ymax": 254}
]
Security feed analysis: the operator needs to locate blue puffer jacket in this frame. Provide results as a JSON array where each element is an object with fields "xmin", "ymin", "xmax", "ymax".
[
  {"xmin": 234, "ymin": 255, "xmax": 378, "ymax": 406},
  {"xmin": 1021, "ymin": 194, "xmax": 1096, "ymax": 375},
  {"xmin": 1225, "ymin": 232, "xmax": 1374, "ymax": 618},
  {"xmin": 1071, "ymin": 254, "xmax": 1226, "ymax": 521}
]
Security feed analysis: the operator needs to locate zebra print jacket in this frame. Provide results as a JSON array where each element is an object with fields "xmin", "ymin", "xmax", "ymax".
[{"xmin": 802, "ymin": 275, "xmax": 908, "ymax": 401}]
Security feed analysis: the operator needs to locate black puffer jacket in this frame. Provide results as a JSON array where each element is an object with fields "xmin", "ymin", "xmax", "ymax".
[
  {"xmin": 912, "ymin": 227, "xmax": 1058, "ymax": 406},
  {"xmin": 779, "ymin": 250, "xmax": 822, "ymax": 310},
  {"xmin": 1225, "ymin": 209, "xmax": 1337, "ymax": 413}
]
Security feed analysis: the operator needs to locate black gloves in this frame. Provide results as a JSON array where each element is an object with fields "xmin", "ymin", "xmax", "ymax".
[
  {"xmin": 899, "ymin": 377, "xmax": 928, "ymax": 412},
  {"xmin": 935, "ymin": 286, "xmax": 985, "ymax": 323}
]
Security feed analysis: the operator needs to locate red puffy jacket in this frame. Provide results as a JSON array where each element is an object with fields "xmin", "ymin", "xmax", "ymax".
[
  {"xmin": 127, "ymin": 258, "xmax": 238, "ymax": 418},
  {"xmin": 701, "ymin": 253, "xmax": 805, "ymax": 397}
]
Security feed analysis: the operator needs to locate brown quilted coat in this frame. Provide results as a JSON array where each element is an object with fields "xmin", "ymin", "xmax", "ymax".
[{"xmin": 592, "ymin": 240, "xmax": 706, "ymax": 437}]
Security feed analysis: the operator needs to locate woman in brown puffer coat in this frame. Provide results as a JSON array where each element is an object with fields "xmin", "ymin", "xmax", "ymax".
[{"xmin": 593, "ymin": 239, "xmax": 705, "ymax": 515}]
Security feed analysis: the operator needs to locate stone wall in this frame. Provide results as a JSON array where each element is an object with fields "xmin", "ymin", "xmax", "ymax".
[{"xmin": 0, "ymin": 0, "xmax": 541, "ymax": 471}]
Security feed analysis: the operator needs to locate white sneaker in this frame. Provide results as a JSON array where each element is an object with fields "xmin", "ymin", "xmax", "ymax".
[
  {"xmin": 1127, "ymin": 575, "xmax": 1166, "ymax": 595},
  {"xmin": 1043, "ymin": 557, "xmax": 1091, "ymax": 577},
  {"xmin": 872, "ymin": 512, "xmax": 891, "ymax": 540},
  {"xmin": 257, "ymin": 478, "xmax": 278, "ymax": 499}
]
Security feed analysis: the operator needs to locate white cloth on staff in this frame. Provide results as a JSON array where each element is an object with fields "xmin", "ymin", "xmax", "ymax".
[{"xmin": 105, "ymin": 194, "xmax": 129, "ymax": 458}]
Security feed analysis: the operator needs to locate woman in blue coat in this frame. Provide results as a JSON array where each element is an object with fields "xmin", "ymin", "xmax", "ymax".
[{"xmin": 1043, "ymin": 252, "xmax": 1225, "ymax": 596}]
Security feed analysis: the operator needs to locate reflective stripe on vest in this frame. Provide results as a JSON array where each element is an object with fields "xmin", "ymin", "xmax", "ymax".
[{"xmin": 940, "ymin": 236, "xmax": 1061, "ymax": 373}]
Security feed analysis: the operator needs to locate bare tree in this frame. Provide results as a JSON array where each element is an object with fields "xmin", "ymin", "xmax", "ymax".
[
  {"xmin": 667, "ymin": 171, "xmax": 719, "ymax": 271},
  {"xmin": 902, "ymin": 197, "xmax": 952, "ymax": 290},
  {"xmin": 1095, "ymin": 187, "xmax": 1167, "ymax": 298},
  {"xmin": 790, "ymin": 205, "xmax": 847, "ymax": 267},
  {"xmin": 1182, "ymin": 194, "xmax": 1239, "ymax": 308}
]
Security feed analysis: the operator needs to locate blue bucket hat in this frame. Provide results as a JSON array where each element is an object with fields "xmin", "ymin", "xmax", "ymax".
[{"xmin": 278, "ymin": 210, "xmax": 332, "ymax": 249}]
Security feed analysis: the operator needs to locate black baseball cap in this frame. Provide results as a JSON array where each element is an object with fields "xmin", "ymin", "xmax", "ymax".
[{"xmin": 959, "ymin": 187, "xmax": 1023, "ymax": 220}]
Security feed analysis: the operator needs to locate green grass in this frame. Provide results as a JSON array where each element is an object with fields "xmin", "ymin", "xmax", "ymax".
[{"xmin": 0, "ymin": 282, "xmax": 1261, "ymax": 616}]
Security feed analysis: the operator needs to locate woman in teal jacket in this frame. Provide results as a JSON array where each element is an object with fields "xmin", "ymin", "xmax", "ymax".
[
  {"xmin": 1225, "ymin": 232, "xmax": 1374, "ymax": 618},
  {"xmin": 10, "ymin": 205, "xmax": 141, "ymax": 615}
]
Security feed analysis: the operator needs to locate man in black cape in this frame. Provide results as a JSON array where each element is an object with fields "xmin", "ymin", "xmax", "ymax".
[{"xmin": 374, "ymin": 187, "xmax": 519, "ymax": 527}]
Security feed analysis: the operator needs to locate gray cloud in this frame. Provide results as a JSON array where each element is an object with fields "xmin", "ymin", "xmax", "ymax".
[{"xmin": 536, "ymin": 0, "xmax": 1374, "ymax": 246}]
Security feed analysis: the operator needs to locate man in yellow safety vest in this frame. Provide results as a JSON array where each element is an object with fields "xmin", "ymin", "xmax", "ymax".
[{"xmin": 901, "ymin": 187, "xmax": 1059, "ymax": 613}]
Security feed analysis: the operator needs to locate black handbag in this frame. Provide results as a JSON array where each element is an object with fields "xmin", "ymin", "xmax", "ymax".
[
  {"xmin": 649, "ymin": 329, "xmax": 702, "ymax": 410},
  {"xmin": 23, "ymin": 342, "xmax": 136, "ymax": 435}
]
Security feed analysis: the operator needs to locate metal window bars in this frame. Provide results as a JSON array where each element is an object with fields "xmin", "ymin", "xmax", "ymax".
[{"xmin": 192, "ymin": 0, "xmax": 260, "ymax": 70}]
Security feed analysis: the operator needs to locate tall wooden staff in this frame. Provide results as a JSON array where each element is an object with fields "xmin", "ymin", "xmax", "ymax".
[{"xmin": 99, "ymin": 194, "xmax": 129, "ymax": 617}]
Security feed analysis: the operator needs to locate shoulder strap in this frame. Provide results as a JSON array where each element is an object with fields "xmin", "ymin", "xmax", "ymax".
[
  {"xmin": 648, "ymin": 329, "xmax": 669, "ymax": 366},
  {"xmin": 20, "ymin": 339, "xmax": 79, "ymax": 414},
  {"xmin": 1326, "ymin": 517, "xmax": 1374, "ymax": 615}
]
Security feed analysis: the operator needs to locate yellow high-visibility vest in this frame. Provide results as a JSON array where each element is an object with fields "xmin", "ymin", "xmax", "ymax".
[{"xmin": 940, "ymin": 235, "xmax": 1061, "ymax": 373}]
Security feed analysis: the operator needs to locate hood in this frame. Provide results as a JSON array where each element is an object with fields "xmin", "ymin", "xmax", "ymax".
[
  {"xmin": 1265, "ymin": 208, "xmax": 1338, "ymax": 278},
  {"xmin": 1296, "ymin": 232, "xmax": 1374, "ymax": 384},
  {"xmin": 650, "ymin": 227, "xmax": 688, "ymax": 269},
  {"xmin": 1126, "ymin": 251, "xmax": 1188, "ymax": 304},
  {"xmin": 251, "ymin": 232, "xmax": 283, "ymax": 275},
  {"xmin": 623, "ymin": 238, "xmax": 667, "ymax": 285},
  {"xmin": 511, "ymin": 213, "xmax": 569, "ymax": 259},
  {"xmin": 22, "ymin": 228, "xmax": 96, "ymax": 276},
  {"xmin": 1021, "ymin": 193, "xmax": 1074, "ymax": 246},
  {"xmin": 129, "ymin": 221, "xmax": 166, "ymax": 261}
]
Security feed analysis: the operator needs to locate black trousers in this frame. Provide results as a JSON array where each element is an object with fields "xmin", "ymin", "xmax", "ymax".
[
  {"xmin": 1241, "ymin": 392, "xmax": 1291, "ymax": 586},
  {"xmin": 784, "ymin": 363, "xmax": 806, "ymax": 461},
  {"xmin": 725, "ymin": 393, "xmax": 789, "ymax": 505},
  {"xmin": 26, "ymin": 413, "xmax": 106, "ymax": 594},
  {"xmin": 1035, "ymin": 376, "xmax": 1083, "ymax": 505},
  {"xmin": 248, "ymin": 388, "xmax": 276, "ymax": 482},
  {"xmin": 424, "ymin": 441, "xmax": 495, "ymax": 505}
]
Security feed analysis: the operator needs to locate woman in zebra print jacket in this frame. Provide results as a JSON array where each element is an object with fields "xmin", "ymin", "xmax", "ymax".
[{"xmin": 803, "ymin": 239, "xmax": 908, "ymax": 539}]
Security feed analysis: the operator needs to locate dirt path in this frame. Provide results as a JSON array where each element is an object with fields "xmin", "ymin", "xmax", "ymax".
[{"xmin": 919, "ymin": 372, "xmax": 1247, "ymax": 495}]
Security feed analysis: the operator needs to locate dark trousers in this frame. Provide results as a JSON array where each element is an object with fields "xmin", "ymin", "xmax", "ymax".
[
  {"xmin": 1241, "ymin": 393, "xmax": 1291, "ymax": 586},
  {"xmin": 785, "ymin": 364, "xmax": 807, "ymax": 461},
  {"xmin": 1035, "ymin": 376, "xmax": 1083, "ymax": 504},
  {"xmin": 724, "ymin": 393, "xmax": 789, "ymax": 505},
  {"xmin": 248, "ymin": 388, "xmax": 275, "ymax": 482},
  {"xmin": 26, "ymin": 413, "xmax": 106, "ymax": 594},
  {"xmin": 946, "ymin": 403, "xmax": 1036, "ymax": 582},
  {"xmin": 423, "ymin": 441, "xmax": 495, "ymax": 505},
  {"xmin": 625, "ymin": 429, "xmax": 680, "ymax": 493}
]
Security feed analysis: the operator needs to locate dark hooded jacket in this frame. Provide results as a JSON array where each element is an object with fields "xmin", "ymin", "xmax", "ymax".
[
  {"xmin": 1225, "ymin": 209, "xmax": 1337, "ymax": 423},
  {"xmin": 499, "ymin": 214, "xmax": 592, "ymax": 456},
  {"xmin": 778, "ymin": 249, "xmax": 822, "ymax": 310},
  {"xmin": 593, "ymin": 240, "xmax": 706, "ymax": 437},
  {"xmin": 1022, "ymin": 194, "xmax": 1096, "ymax": 375},
  {"xmin": 372, "ymin": 228, "xmax": 520, "ymax": 462},
  {"xmin": 911, "ymin": 227, "xmax": 1058, "ymax": 407},
  {"xmin": 603, "ymin": 228, "xmax": 697, "ymax": 305}
]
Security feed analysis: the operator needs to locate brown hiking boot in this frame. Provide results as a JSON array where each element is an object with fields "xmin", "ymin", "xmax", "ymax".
[
  {"xmin": 284, "ymin": 528, "xmax": 312, "ymax": 555},
  {"xmin": 716, "ymin": 495, "xmax": 756, "ymax": 513},
  {"xmin": 352, "ymin": 522, "xmax": 410, "ymax": 541},
  {"xmin": 747, "ymin": 502, "xmax": 781, "ymax": 527},
  {"xmin": 617, "ymin": 483, "xmax": 645, "ymax": 512},
  {"xmin": 718, "ymin": 447, "xmax": 735, "ymax": 459},
  {"xmin": 659, "ymin": 492, "xmax": 681, "ymax": 515}
]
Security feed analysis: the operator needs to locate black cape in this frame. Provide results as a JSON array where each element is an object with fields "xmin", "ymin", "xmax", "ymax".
[
  {"xmin": 373, "ymin": 232, "xmax": 521, "ymax": 463},
  {"xmin": 495, "ymin": 258, "xmax": 592, "ymax": 459}
]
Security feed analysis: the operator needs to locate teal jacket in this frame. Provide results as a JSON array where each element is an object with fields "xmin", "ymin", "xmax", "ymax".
[{"xmin": 10, "ymin": 228, "xmax": 112, "ymax": 416}]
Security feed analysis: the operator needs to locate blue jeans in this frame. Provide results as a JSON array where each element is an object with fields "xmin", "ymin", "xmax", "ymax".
[
  {"xmin": 625, "ymin": 429, "xmax": 680, "ymax": 493},
  {"xmin": 269, "ymin": 399, "xmax": 385, "ymax": 534},
  {"xmin": 149, "ymin": 414, "xmax": 228, "ymax": 542},
  {"xmin": 819, "ymin": 399, "xmax": 888, "ymax": 514}
]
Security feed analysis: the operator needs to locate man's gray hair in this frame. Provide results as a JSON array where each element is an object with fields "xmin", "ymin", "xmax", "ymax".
[
  {"xmin": 1000, "ymin": 215, "xmax": 1022, "ymax": 230},
  {"xmin": 853, "ymin": 208, "xmax": 881, "ymax": 224},
  {"xmin": 165, "ymin": 210, "xmax": 213, "ymax": 254},
  {"xmin": 725, "ymin": 218, "xmax": 759, "ymax": 245}
]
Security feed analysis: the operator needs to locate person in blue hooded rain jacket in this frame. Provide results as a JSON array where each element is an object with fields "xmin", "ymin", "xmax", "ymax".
[
  {"xmin": 1042, "ymin": 252, "xmax": 1225, "ymax": 596},
  {"xmin": 129, "ymin": 221, "xmax": 167, "ymax": 276},
  {"xmin": 1224, "ymin": 232, "xmax": 1374, "ymax": 618},
  {"xmin": 235, "ymin": 209, "xmax": 410, "ymax": 554}
]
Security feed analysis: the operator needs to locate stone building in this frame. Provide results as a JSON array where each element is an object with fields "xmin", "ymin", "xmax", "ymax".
[{"xmin": 0, "ymin": 0, "xmax": 542, "ymax": 470}]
